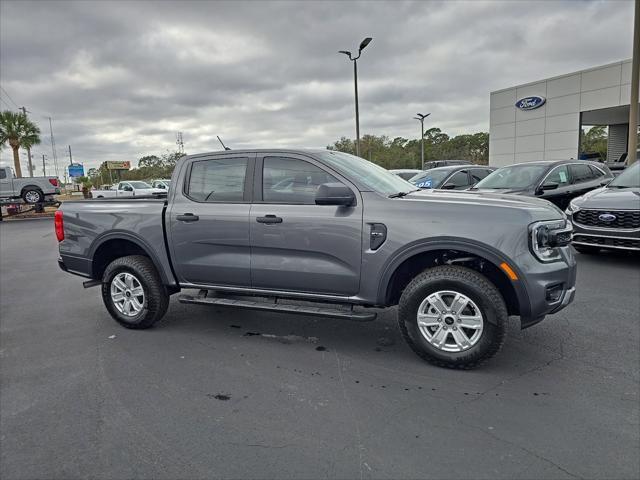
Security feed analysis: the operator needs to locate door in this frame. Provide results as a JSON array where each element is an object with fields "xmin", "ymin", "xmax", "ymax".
[
  {"xmin": 250, "ymin": 155, "xmax": 363, "ymax": 296},
  {"xmin": 538, "ymin": 164, "xmax": 572, "ymax": 209},
  {"xmin": 168, "ymin": 155, "xmax": 253, "ymax": 287},
  {"xmin": 0, "ymin": 168, "xmax": 13, "ymax": 197},
  {"xmin": 117, "ymin": 182, "xmax": 134, "ymax": 197}
]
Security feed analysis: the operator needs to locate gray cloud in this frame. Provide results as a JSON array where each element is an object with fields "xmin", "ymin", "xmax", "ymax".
[{"xmin": 0, "ymin": 0, "xmax": 635, "ymax": 172}]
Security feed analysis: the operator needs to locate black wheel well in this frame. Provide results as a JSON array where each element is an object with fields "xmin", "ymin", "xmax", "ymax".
[
  {"xmin": 384, "ymin": 249, "xmax": 520, "ymax": 316},
  {"xmin": 92, "ymin": 239, "xmax": 150, "ymax": 281},
  {"xmin": 21, "ymin": 185, "xmax": 44, "ymax": 195}
]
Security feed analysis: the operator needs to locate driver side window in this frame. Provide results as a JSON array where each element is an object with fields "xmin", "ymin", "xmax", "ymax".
[
  {"xmin": 545, "ymin": 165, "xmax": 570, "ymax": 187},
  {"xmin": 263, "ymin": 157, "xmax": 339, "ymax": 204}
]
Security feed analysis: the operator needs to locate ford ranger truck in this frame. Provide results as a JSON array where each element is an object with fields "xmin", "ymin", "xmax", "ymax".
[{"xmin": 56, "ymin": 149, "xmax": 577, "ymax": 369}]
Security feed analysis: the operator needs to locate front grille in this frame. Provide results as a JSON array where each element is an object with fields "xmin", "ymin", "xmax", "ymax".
[
  {"xmin": 573, "ymin": 234, "xmax": 640, "ymax": 250},
  {"xmin": 574, "ymin": 209, "xmax": 640, "ymax": 229}
]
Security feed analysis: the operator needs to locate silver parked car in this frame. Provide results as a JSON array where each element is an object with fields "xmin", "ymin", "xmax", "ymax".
[{"xmin": 567, "ymin": 161, "xmax": 640, "ymax": 253}]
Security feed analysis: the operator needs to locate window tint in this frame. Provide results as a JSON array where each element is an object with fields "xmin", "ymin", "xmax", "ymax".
[
  {"xmin": 118, "ymin": 183, "xmax": 128, "ymax": 190},
  {"xmin": 188, "ymin": 158, "xmax": 247, "ymax": 202},
  {"xmin": 545, "ymin": 165, "xmax": 570, "ymax": 186},
  {"xmin": 443, "ymin": 171, "xmax": 470, "ymax": 189},
  {"xmin": 0, "ymin": 169, "xmax": 6, "ymax": 179},
  {"xmin": 470, "ymin": 168, "xmax": 491, "ymax": 183},
  {"xmin": 569, "ymin": 164, "xmax": 594, "ymax": 184},
  {"xmin": 263, "ymin": 157, "xmax": 339, "ymax": 204},
  {"xmin": 588, "ymin": 165, "xmax": 605, "ymax": 178}
]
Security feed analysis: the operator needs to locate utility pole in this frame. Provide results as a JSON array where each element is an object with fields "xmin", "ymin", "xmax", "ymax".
[
  {"xmin": 19, "ymin": 106, "xmax": 34, "ymax": 177},
  {"xmin": 42, "ymin": 154, "xmax": 46, "ymax": 176},
  {"xmin": 414, "ymin": 113, "xmax": 431, "ymax": 170},
  {"xmin": 47, "ymin": 117, "xmax": 60, "ymax": 178},
  {"xmin": 68, "ymin": 145, "xmax": 73, "ymax": 165},
  {"xmin": 339, "ymin": 37, "xmax": 373, "ymax": 157},
  {"xmin": 628, "ymin": 0, "xmax": 639, "ymax": 165}
]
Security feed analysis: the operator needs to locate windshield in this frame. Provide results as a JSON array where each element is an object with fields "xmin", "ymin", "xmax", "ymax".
[
  {"xmin": 409, "ymin": 169, "xmax": 454, "ymax": 188},
  {"xmin": 316, "ymin": 151, "xmax": 415, "ymax": 195},
  {"xmin": 608, "ymin": 162, "xmax": 640, "ymax": 189},
  {"xmin": 129, "ymin": 181, "xmax": 152, "ymax": 189},
  {"xmin": 475, "ymin": 164, "xmax": 549, "ymax": 189}
]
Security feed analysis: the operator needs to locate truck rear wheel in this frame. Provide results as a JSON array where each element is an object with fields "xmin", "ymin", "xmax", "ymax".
[
  {"xmin": 101, "ymin": 255, "xmax": 169, "ymax": 329},
  {"xmin": 398, "ymin": 265, "xmax": 507, "ymax": 369},
  {"xmin": 22, "ymin": 188, "xmax": 44, "ymax": 204}
]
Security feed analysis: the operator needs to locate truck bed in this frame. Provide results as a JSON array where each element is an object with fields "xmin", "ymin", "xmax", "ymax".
[{"xmin": 58, "ymin": 198, "xmax": 175, "ymax": 285}]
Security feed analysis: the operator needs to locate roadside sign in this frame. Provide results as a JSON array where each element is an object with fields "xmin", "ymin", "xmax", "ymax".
[
  {"xmin": 68, "ymin": 163, "xmax": 84, "ymax": 177},
  {"xmin": 106, "ymin": 161, "xmax": 131, "ymax": 170}
]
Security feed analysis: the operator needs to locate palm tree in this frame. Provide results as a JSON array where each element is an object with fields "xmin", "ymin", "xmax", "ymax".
[{"xmin": 0, "ymin": 110, "xmax": 41, "ymax": 178}]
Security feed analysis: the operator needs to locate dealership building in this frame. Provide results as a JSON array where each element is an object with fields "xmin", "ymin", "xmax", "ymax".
[{"xmin": 489, "ymin": 59, "xmax": 638, "ymax": 166}]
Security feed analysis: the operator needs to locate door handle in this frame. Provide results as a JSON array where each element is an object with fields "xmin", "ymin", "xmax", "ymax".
[
  {"xmin": 177, "ymin": 213, "xmax": 199, "ymax": 222},
  {"xmin": 256, "ymin": 215, "xmax": 283, "ymax": 224}
]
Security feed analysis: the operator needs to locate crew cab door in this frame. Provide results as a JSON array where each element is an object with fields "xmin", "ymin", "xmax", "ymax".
[
  {"xmin": 168, "ymin": 154, "xmax": 254, "ymax": 287},
  {"xmin": 249, "ymin": 154, "xmax": 363, "ymax": 296},
  {"xmin": 117, "ymin": 182, "xmax": 134, "ymax": 197},
  {"xmin": 0, "ymin": 168, "xmax": 14, "ymax": 197}
]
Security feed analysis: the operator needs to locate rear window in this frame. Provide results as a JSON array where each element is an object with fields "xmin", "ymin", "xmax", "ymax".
[{"xmin": 187, "ymin": 158, "xmax": 248, "ymax": 202}]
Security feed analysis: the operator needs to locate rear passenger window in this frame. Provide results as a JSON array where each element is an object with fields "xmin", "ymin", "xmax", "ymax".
[
  {"xmin": 0, "ymin": 169, "xmax": 6, "ymax": 179},
  {"xmin": 263, "ymin": 157, "xmax": 339, "ymax": 204},
  {"xmin": 570, "ymin": 164, "xmax": 594, "ymax": 184},
  {"xmin": 188, "ymin": 158, "xmax": 248, "ymax": 202}
]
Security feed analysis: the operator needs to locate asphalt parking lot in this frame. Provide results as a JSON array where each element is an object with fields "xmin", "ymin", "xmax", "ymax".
[{"xmin": 1, "ymin": 218, "xmax": 639, "ymax": 480}]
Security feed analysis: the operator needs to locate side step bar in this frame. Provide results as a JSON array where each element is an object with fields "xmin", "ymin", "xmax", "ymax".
[{"xmin": 178, "ymin": 292, "xmax": 376, "ymax": 322}]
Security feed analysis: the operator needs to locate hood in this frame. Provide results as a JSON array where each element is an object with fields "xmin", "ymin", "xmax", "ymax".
[
  {"xmin": 470, "ymin": 187, "xmax": 529, "ymax": 195},
  {"xmin": 572, "ymin": 187, "xmax": 640, "ymax": 210},
  {"xmin": 135, "ymin": 188, "xmax": 165, "ymax": 195},
  {"xmin": 404, "ymin": 189, "xmax": 564, "ymax": 219}
]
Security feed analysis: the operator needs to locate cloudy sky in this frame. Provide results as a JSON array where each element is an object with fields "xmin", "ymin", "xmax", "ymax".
[{"xmin": 0, "ymin": 0, "xmax": 635, "ymax": 172}]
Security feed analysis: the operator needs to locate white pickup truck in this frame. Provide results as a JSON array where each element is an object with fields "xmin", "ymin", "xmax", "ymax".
[
  {"xmin": 92, "ymin": 181, "xmax": 164, "ymax": 198},
  {"xmin": 0, "ymin": 166, "xmax": 61, "ymax": 203}
]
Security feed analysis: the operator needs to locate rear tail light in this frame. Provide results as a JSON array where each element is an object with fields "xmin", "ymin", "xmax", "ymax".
[
  {"xmin": 54, "ymin": 211, "xmax": 64, "ymax": 242},
  {"xmin": 48, "ymin": 178, "xmax": 59, "ymax": 187}
]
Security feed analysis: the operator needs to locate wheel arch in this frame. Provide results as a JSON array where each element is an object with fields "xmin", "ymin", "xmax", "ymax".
[
  {"xmin": 89, "ymin": 232, "xmax": 175, "ymax": 288},
  {"xmin": 20, "ymin": 185, "xmax": 44, "ymax": 199},
  {"xmin": 378, "ymin": 238, "xmax": 530, "ymax": 318}
]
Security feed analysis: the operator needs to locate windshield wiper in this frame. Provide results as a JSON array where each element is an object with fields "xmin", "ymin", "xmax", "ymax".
[{"xmin": 388, "ymin": 189, "xmax": 419, "ymax": 198}]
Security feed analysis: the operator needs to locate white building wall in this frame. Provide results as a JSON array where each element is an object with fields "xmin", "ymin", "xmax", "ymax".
[{"xmin": 489, "ymin": 59, "xmax": 635, "ymax": 166}]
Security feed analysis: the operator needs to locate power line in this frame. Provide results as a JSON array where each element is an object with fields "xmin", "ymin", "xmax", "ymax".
[{"xmin": 0, "ymin": 86, "xmax": 20, "ymax": 109}]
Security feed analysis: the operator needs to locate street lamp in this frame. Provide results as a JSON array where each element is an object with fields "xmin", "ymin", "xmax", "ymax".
[
  {"xmin": 339, "ymin": 37, "xmax": 373, "ymax": 157},
  {"xmin": 414, "ymin": 113, "xmax": 431, "ymax": 170}
]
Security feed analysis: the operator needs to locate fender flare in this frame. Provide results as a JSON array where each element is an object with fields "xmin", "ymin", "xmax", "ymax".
[
  {"xmin": 376, "ymin": 236, "xmax": 531, "ymax": 318},
  {"xmin": 88, "ymin": 230, "xmax": 173, "ymax": 285}
]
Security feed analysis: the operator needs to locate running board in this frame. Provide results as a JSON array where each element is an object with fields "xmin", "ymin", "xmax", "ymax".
[{"xmin": 178, "ymin": 292, "xmax": 376, "ymax": 322}]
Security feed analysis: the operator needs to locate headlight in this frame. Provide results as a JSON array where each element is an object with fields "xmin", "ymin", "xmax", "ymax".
[
  {"xmin": 529, "ymin": 220, "xmax": 573, "ymax": 262},
  {"xmin": 565, "ymin": 200, "xmax": 580, "ymax": 215}
]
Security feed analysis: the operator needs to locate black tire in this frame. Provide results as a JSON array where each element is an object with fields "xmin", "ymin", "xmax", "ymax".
[
  {"xmin": 573, "ymin": 244, "xmax": 599, "ymax": 255},
  {"xmin": 398, "ymin": 265, "xmax": 507, "ymax": 369},
  {"xmin": 22, "ymin": 188, "xmax": 44, "ymax": 204},
  {"xmin": 101, "ymin": 255, "xmax": 169, "ymax": 329}
]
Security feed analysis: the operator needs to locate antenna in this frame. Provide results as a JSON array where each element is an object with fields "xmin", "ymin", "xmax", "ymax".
[{"xmin": 217, "ymin": 136, "xmax": 231, "ymax": 150}]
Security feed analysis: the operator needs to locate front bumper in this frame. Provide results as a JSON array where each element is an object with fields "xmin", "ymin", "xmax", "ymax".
[{"xmin": 518, "ymin": 246, "xmax": 577, "ymax": 329}]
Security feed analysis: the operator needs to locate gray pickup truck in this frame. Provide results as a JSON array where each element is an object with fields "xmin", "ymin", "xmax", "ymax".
[{"xmin": 56, "ymin": 149, "xmax": 576, "ymax": 368}]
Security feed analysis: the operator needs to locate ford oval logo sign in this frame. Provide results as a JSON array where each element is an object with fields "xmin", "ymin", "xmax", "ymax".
[
  {"xmin": 515, "ymin": 96, "xmax": 546, "ymax": 110},
  {"xmin": 598, "ymin": 213, "xmax": 617, "ymax": 222}
]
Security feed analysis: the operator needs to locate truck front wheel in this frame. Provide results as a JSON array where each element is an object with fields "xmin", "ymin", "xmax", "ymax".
[
  {"xmin": 101, "ymin": 255, "xmax": 169, "ymax": 329},
  {"xmin": 398, "ymin": 265, "xmax": 507, "ymax": 369}
]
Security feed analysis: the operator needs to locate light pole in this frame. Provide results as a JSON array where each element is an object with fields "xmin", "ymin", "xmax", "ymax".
[
  {"xmin": 414, "ymin": 113, "xmax": 430, "ymax": 170},
  {"xmin": 339, "ymin": 37, "xmax": 372, "ymax": 157}
]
